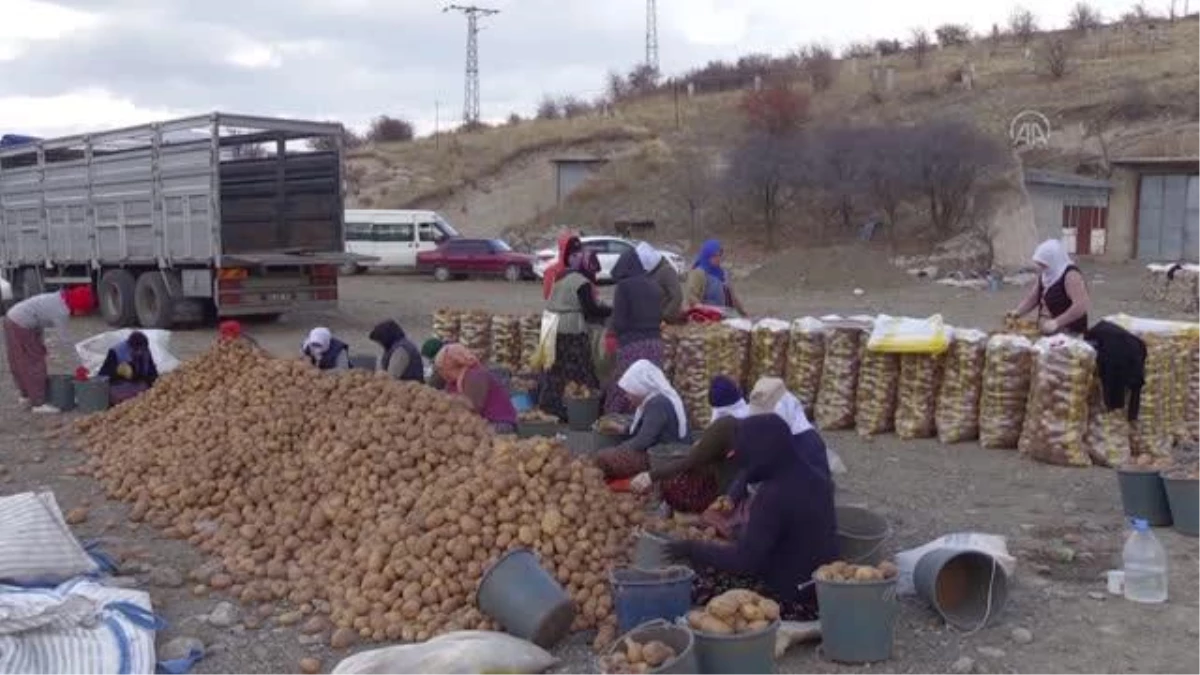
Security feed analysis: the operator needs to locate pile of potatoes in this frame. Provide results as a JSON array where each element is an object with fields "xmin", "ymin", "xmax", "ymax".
[
  {"xmin": 74, "ymin": 339, "xmax": 647, "ymax": 648},
  {"xmin": 814, "ymin": 560, "xmax": 899, "ymax": 583},
  {"xmin": 600, "ymin": 637, "xmax": 678, "ymax": 674},
  {"xmin": 686, "ymin": 589, "xmax": 779, "ymax": 635}
]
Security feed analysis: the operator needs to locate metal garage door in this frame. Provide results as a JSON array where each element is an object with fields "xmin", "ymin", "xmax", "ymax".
[{"xmin": 1138, "ymin": 174, "xmax": 1200, "ymax": 262}]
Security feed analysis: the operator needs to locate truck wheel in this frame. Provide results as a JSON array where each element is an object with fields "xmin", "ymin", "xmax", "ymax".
[
  {"xmin": 99, "ymin": 270, "xmax": 137, "ymax": 327},
  {"xmin": 433, "ymin": 266, "xmax": 452, "ymax": 282},
  {"xmin": 19, "ymin": 269, "xmax": 44, "ymax": 300},
  {"xmin": 504, "ymin": 265, "xmax": 522, "ymax": 283},
  {"xmin": 134, "ymin": 272, "xmax": 175, "ymax": 328},
  {"xmin": 339, "ymin": 262, "xmax": 361, "ymax": 276}
]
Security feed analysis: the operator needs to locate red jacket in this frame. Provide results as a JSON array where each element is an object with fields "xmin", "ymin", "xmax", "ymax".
[{"xmin": 542, "ymin": 230, "xmax": 580, "ymax": 300}]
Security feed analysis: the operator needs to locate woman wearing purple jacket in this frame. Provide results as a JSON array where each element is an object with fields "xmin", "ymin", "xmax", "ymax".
[{"xmin": 666, "ymin": 414, "xmax": 838, "ymax": 620}]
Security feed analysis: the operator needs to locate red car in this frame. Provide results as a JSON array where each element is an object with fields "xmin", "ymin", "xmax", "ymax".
[{"xmin": 416, "ymin": 238, "xmax": 535, "ymax": 282}]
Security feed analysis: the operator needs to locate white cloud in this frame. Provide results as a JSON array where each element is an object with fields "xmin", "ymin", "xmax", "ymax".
[
  {"xmin": 0, "ymin": 0, "xmax": 100, "ymax": 62},
  {"xmin": 0, "ymin": 88, "xmax": 183, "ymax": 137}
]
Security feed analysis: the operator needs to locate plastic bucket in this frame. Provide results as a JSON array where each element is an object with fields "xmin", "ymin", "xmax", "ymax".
[
  {"xmin": 609, "ymin": 566, "xmax": 695, "ymax": 634},
  {"xmin": 477, "ymin": 548, "xmax": 575, "ymax": 648},
  {"xmin": 815, "ymin": 576, "xmax": 899, "ymax": 663},
  {"xmin": 518, "ymin": 421, "xmax": 559, "ymax": 439},
  {"xmin": 835, "ymin": 506, "xmax": 890, "ymax": 565},
  {"xmin": 633, "ymin": 530, "xmax": 675, "ymax": 569},
  {"xmin": 1117, "ymin": 469, "xmax": 1173, "ymax": 526},
  {"xmin": 693, "ymin": 619, "xmax": 779, "ymax": 674},
  {"xmin": 348, "ymin": 354, "xmax": 377, "ymax": 370},
  {"xmin": 510, "ymin": 391, "xmax": 534, "ymax": 413},
  {"xmin": 74, "ymin": 378, "xmax": 110, "ymax": 413},
  {"xmin": 914, "ymin": 548, "xmax": 1009, "ymax": 630},
  {"xmin": 602, "ymin": 619, "xmax": 698, "ymax": 674},
  {"xmin": 46, "ymin": 375, "xmax": 76, "ymax": 411},
  {"xmin": 647, "ymin": 444, "xmax": 691, "ymax": 473},
  {"xmin": 1163, "ymin": 477, "xmax": 1199, "ymax": 537},
  {"xmin": 566, "ymin": 396, "xmax": 601, "ymax": 431}
]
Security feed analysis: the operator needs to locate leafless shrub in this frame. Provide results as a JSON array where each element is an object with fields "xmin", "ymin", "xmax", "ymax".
[
  {"xmin": 1009, "ymin": 7, "xmax": 1038, "ymax": 45},
  {"xmin": 367, "ymin": 116, "xmax": 415, "ymax": 143},
  {"xmin": 535, "ymin": 96, "xmax": 560, "ymax": 120},
  {"xmin": 798, "ymin": 44, "xmax": 838, "ymax": 92},
  {"xmin": 935, "ymin": 24, "xmax": 972, "ymax": 47},
  {"xmin": 1041, "ymin": 35, "xmax": 1074, "ymax": 78},
  {"xmin": 1070, "ymin": 2, "xmax": 1103, "ymax": 32},
  {"xmin": 910, "ymin": 28, "xmax": 931, "ymax": 68},
  {"xmin": 876, "ymin": 38, "xmax": 903, "ymax": 55}
]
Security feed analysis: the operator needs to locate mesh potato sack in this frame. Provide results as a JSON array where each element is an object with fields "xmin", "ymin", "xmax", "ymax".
[
  {"xmin": 675, "ymin": 326, "xmax": 710, "ymax": 429},
  {"xmin": 979, "ymin": 335, "xmax": 1034, "ymax": 449},
  {"xmin": 519, "ymin": 314, "xmax": 541, "ymax": 371},
  {"xmin": 1018, "ymin": 336, "xmax": 1095, "ymax": 467},
  {"xmin": 1187, "ymin": 334, "xmax": 1199, "ymax": 441},
  {"xmin": 1170, "ymin": 333, "xmax": 1194, "ymax": 440},
  {"xmin": 662, "ymin": 324, "xmax": 684, "ymax": 382},
  {"xmin": 489, "ymin": 315, "xmax": 521, "ymax": 371},
  {"xmin": 721, "ymin": 319, "xmax": 754, "ymax": 389},
  {"xmin": 855, "ymin": 343, "xmax": 899, "ymax": 437},
  {"xmin": 786, "ymin": 318, "xmax": 825, "ymax": 410},
  {"xmin": 895, "ymin": 353, "xmax": 944, "ymax": 439},
  {"xmin": 935, "ymin": 329, "xmax": 988, "ymax": 444},
  {"xmin": 815, "ymin": 325, "xmax": 863, "ymax": 430},
  {"xmin": 459, "ymin": 310, "xmax": 492, "ymax": 363},
  {"xmin": 749, "ymin": 319, "xmax": 790, "ymax": 385},
  {"xmin": 433, "ymin": 308, "xmax": 462, "ymax": 343},
  {"xmin": 1003, "ymin": 315, "xmax": 1041, "ymax": 342},
  {"xmin": 1136, "ymin": 333, "xmax": 1179, "ymax": 449},
  {"xmin": 1084, "ymin": 379, "xmax": 1132, "ymax": 468}
]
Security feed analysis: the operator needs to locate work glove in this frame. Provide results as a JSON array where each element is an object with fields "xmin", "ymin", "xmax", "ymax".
[
  {"xmin": 116, "ymin": 363, "xmax": 133, "ymax": 380},
  {"xmin": 629, "ymin": 472, "xmax": 653, "ymax": 494}
]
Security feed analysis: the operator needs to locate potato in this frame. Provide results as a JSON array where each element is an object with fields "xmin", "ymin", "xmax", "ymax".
[
  {"xmin": 695, "ymin": 614, "xmax": 734, "ymax": 635},
  {"xmin": 625, "ymin": 638, "xmax": 644, "ymax": 664},
  {"xmin": 740, "ymin": 602, "xmax": 765, "ymax": 622},
  {"xmin": 758, "ymin": 598, "xmax": 780, "ymax": 621},
  {"xmin": 877, "ymin": 561, "xmax": 899, "ymax": 579},
  {"xmin": 706, "ymin": 595, "xmax": 740, "ymax": 620},
  {"xmin": 640, "ymin": 641, "xmax": 675, "ymax": 667},
  {"xmin": 747, "ymin": 619, "xmax": 770, "ymax": 632},
  {"xmin": 686, "ymin": 610, "xmax": 708, "ymax": 630}
]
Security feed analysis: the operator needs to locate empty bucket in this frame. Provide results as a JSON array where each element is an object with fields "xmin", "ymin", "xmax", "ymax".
[
  {"xmin": 566, "ymin": 396, "xmax": 601, "ymax": 431},
  {"xmin": 348, "ymin": 354, "xmax": 377, "ymax": 370},
  {"xmin": 477, "ymin": 548, "xmax": 575, "ymax": 648},
  {"xmin": 609, "ymin": 566, "xmax": 694, "ymax": 634},
  {"xmin": 835, "ymin": 506, "xmax": 890, "ymax": 565},
  {"xmin": 914, "ymin": 548, "xmax": 1009, "ymax": 630},
  {"xmin": 815, "ymin": 574, "xmax": 899, "ymax": 663},
  {"xmin": 1117, "ymin": 469, "xmax": 1173, "ymax": 526},
  {"xmin": 693, "ymin": 618, "xmax": 779, "ymax": 674},
  {"xmin": 1163, "ymin": 475, "xmax": 1198, "ymax": 537},
  {"xmin": 632, "ymin": 530, "xmax": 674, "ymax": 569},
  {"xmin": 74, "ymin": 377, "xmax": 110, "ymax": 413},
  {"xmin": 602, "ymin": 619, "xmax": 698, "ymax": 674},
  {"xmin": 46, "ymin": 375, "xmax": 76, "ymax": 412}
]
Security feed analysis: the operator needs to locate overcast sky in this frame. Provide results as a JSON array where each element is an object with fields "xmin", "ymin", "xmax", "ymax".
[{"xmin": 0, "ymin": 0, "xmax": 1153, "ymax": 138}]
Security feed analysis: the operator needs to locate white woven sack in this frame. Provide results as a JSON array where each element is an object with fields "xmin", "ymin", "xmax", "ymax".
[{"xmin": 0, "ymin": 492, "xmax": 97, "ymax": 586}]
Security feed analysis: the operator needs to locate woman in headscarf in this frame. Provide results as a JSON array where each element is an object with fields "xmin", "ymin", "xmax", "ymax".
[
  {"xmin": 97, "ymin": 330, "xmax": 159, "ymax": 405},
  {"xmin": 603, "ymin": 248, "xmax": 664, "ymax": 415},
  {"xmin": 421, "ymin": 338, "xmax": 448, "ymax": 388},
  {"xmin": 1010, "ymin": 239, "xmax": 1091, "ymax": 335},
  {"xmin": 301, "ymin": 327, "xmax": 350, "ymax": 370},
  {"xmin": 636, "ymin": 242, "xmax": 684, "ymax": 323},
  {"xmin": 541, "ymin": 229, "xmax": 580, "ymax": 300},
  {"xmin": 594, "ymin": 360, "xmax": 688, "ymax": 479},
  {"xmin": 369, "ymin": 320, "xmax": 423, "ymax": 382},
  {"xmin": 3, "ymin": 285, "xmax": 94, "ymax": 413},
  {"xmin": 435, "ymin": 344, "xmax": 518, "ymax": 433},
  {"xmin": 629, "ymin": 375, "xmax": 748, "ymax": 512},
  {"xmin": 538, "ymin": 236, "xmax": 609, "ymax": 420},
  {"xmin": 685, "ymin": 239, "xmax": 747, "ymax": 317},
  {"xmin": 666, "ymin": 414, "xmax": 838, "ymax": 621}
]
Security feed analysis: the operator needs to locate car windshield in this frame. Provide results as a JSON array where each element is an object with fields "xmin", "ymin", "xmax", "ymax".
[
  {"xmin": 489, "ymin": 240, "xmax": 512, "ymax": 252},
  {"xmin": 435, "ymin": 216, "xmax": 460, "ymax": 238}
]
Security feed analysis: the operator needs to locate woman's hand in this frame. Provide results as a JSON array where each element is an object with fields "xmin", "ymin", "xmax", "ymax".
[
  {"xmin": 664, "ymin": 540, "xmax": 693, "ymax": 564},
  {"xmin": 630, "ymin": 472, "xmax": 653, "ymax": 493},
  {"xmin": 707, "ymin": 496, "xmax": 733, "ymax": 513},
  {"xmin": 1039, "ymin": 318, "xmax": 1058, "ymax": 335}
]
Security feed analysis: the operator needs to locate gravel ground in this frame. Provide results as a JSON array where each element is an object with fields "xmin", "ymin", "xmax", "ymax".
[{"xmin": 1, "ymin": 259, "xmax": 1197, "ymax": 674}]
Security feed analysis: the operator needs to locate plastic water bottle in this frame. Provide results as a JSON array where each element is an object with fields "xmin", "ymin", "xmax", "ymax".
[{"xmin": 1122, "ymin": 518, "xmax": 1168, "ymax": 603}]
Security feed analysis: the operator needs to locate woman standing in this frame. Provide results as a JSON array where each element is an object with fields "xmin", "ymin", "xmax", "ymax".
[
  {"xmin": 666, "ymin": 414, "xmax": 838, "ymax": 621},
  {"xmin": 604, "ymin": 249, "xmax": 664, "ymax": 415},
  {"xmin": 594, "ymin": 360, "xmax": 688, "ymax": 479},
  {"xmin": 685, "ymin": 239, "xmax": 747, "ymax": 316},
  {"xmin": 538, "ymin": 237, "xmax": 609, "ymax": 420},
  {"xmin": 636, "ymin": 242, "xmax": 684, "ymax": 324},
  {"xmin": 435, "ymin": 344, "xmax": 518, "ymax": 434},
  {"xmin": 3, "ymin": 285, "xmax": 94, "ymax": 413},
  {"xmin": 1009, "ymin": 239, "xmax": 1091, "ymax": 335}
]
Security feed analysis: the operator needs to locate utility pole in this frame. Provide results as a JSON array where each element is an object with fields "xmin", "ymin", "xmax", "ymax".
[
  {"xmin": 444, "ymin": 4, "xmax": 500, "ymax": 126},
  {"xmin": 645, "ymin": 0, "xmax": 659, "ymax": 72}
]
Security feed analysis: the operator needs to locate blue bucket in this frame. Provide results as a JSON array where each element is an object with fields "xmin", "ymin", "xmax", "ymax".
[
  {"xmin": 609, "ymin": 566, "xmax": 694, "ymax": 634},
  {"xmin": 510, "ymin": 391, "xmax": 533, "ymax": 413}
]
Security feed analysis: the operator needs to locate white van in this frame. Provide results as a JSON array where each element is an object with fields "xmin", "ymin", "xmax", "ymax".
[{"xmin": 342, "ymin": 209, "xmax": 460, "ymax": 273}]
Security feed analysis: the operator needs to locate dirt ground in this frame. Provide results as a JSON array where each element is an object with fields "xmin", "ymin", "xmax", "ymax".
[{"xmin": 1, "ymin": 258, "xmax": 1197, "ymax": 674}]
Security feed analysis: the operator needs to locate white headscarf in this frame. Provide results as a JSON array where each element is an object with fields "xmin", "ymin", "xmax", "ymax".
[
  {"xmin": 710, "ymin": 399, "xmax": 750, "ymax": 424},
  {"xmin": 302, "ymin": 327, "xmax": 332, "ymax": 357},
  {"xmin": 636, "ymin": 242, "xmax": 664, "ymax": 273},
  {"xmin": 619, "ymin": 359, "xmax": 688, "ymax": 439},
  {"xmin": 747, "ymin": 377, "xmax": 815, "ymax": 435},
  {"xmin": 1032, "ymin": 239, "xmax": 1072, "ymax": 289}
]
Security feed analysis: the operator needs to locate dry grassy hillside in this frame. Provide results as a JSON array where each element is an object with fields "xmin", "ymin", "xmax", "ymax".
[{"xmin": 348, "ymin": 17, "xmax": 1199, "ymax": 250}]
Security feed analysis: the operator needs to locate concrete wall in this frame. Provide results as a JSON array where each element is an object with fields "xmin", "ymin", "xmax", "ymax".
[
  {"xmin": 1104, "ymin": 167, "xmax": 1139, "ymax": 262},
  {"xmin": 555, "ymin": 162, "xmax": 605, "ymax": 204}
]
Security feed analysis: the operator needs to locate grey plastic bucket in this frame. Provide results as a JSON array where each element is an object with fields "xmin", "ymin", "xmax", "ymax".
[
  {"xmin": 609, "ymin": 566, "xmax": 695, "ymax": 634},
  {"xmin": 1163, "ymin": 477, "xmax": 1198, "ymax": 537},
  {"xmin": 914, "ymin": 548, "xmax": 1009, "ymax": 630},
  {"xmin": 46, "ymin": 375, "xmax": 76, "ymax": 411},
  {"xmin": 477, "ymin": 548, "xmax": 575, "ymax": 648},
  {"xmin": 835, "ymin": 506, "xmax": 890, "ymax": 565},
  {"xmin": 74, "ymin": 378, "xmax": 110, "ymax": 413},
  {"xmin": 647, "ymin": 444, "xmax": 691, "ymax": 473},
  {"xmin": 348, "ymin": 354, "xmax": 377, "ymax": 370},
  {"xmin": 693, "ymin": 619, "xmax": 779, "ymax": 674},
  {"xmin": 815, "ymin": 576, "xmax": 899, "ymax": 663},
  {"xmin": 566, "ymin": 396, "xmax": 601, "ymax": 431},
  {"xmin": 633, "ymin": 530, "xmax": 673, "ymax": 569},
  {"xmin": 518, "ymin": 421, "xmax": 559, "ymax": 439},
  {"xmin": 602, "ymin": 619, "xmax": 698, "ymax": 674},
  {"xmin": 1117, "ymin": 469, "xmax": 1173, "ymax": 526}
]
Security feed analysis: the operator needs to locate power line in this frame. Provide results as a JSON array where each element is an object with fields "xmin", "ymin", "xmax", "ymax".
[
  {"xmin": 444, "ymin": 4, "xmax": 500, "ymax": 125},
  {"xmin": 646, "ymin": 0, "xmax": 659, "ymax": 72}
]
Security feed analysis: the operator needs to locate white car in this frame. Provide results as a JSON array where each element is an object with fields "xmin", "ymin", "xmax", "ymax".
[
  {"xmin": 533, "ymin": 236, "xmax": 685, "ymax": 282},
  {"xmin": 0, "ymin": 277, "xmax": 11, "ymax": 310}
]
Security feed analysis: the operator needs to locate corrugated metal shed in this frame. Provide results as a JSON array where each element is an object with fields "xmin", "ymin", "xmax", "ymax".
[{"xmin": 551, "ymin": 156, "xmax": 608, "ymax": 204}]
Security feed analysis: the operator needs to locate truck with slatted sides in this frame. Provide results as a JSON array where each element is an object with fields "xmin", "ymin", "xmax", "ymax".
[{"xmin": 0, "ymin": 113, "xmax": 362, "ymax": 328}]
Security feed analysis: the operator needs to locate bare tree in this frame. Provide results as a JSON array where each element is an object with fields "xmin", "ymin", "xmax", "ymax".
[
  {"xmin": 535, "ymin": 96, "xmax": 561, "ymax": 120},
  {"xmin": 875, "ymin": 38, "xmax": 903, "ymax": 55},
  {"xmin": 367, "ymin": 116, "xmax": 415, "ymax": 143},
  {"xmin": 806, "ymin": 127, "xmax": 869, "ymax": 235},
  {"xmin": 1009, "ymin": 7, "xmax": 1038, "ymax": 45},
  {"xmin": 558, "ymin": 96, "xmax": 591, "ymax": 119},
  {"xmin": 1069, "ymin": 2, "xmax": 1103, "ymax": 31},
  {"xmin": 858, "ymin": 127, "xmax": 916, "ymax": 241},
  {"xmin": 935, "ymin": 24, "xmax": 972, "ymax": 46},
  {"xmin": 668, "ymin": 146, "xmax": 717, "ymax": 240},
  {"xmin": 911, "ymin": 28, "xmax": 932, "ymax": 68},
  {"xmin": 798, "ymin": 44, "xmax": 838, "ymax": 92},
  {"xmin": 309, "ymin": 125, "xmax": 363, "ymax": 152},
  {"xmin": 627, "ymin": 64, "xmax": 661, "ymax": 95},
  {"xmin": 907, "ymin": 119, "xmax": 1004, "ymax": 235},
  {"xmin": 725, "ymin": 132, "xmax": 802, "ymax": 247},
  {"xmin": 606, "ymin": 70, "xmax": 628, "ymax": 102},
  {"xmin": 1041, "ymin": 36, "xmax": 1074, "ymax": 78}
]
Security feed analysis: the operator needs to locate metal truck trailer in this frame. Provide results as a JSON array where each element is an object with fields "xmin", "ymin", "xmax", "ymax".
[{"xmin": 0, "ymin": 112, "xmax": 360, "ymax": 328}]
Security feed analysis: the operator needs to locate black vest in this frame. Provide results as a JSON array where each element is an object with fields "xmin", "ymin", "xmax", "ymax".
[
  {"xmin": 1039, "ymin": 265, "xmax": 1088, "ymax": 334},
  {"xmin": 382, "ymin": 338, "xmax": 425, "ymax": 382},
  {"xmin": 314, "ymin": 338, "xmax": 349, "ymax": 370}
]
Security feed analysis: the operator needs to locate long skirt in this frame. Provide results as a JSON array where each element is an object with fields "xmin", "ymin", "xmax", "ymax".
[
  {"xmin": 538, "ymin": 333, "xmax": 598, "ymax": 421},
  {"xmin": 4, "ymin": 318, "xmax": 47, "ymax": 405},
  {"xmin": 595, "ymin": 446, "xmax": 718, "ymax": 513},
  {"xmin": 594, "ymin": 446, "xmax": 648, "ymax": 479},
  {"xmin": 604, "ymin": 338, "xmax": 665, "ymax": 415},
  {"xmin": 110, "ymin": 381, "xmax": 150, "ymax": 406},
  {"xmin": 692, "ymin": 568, "xmax": 819, "ymax": 621}
]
